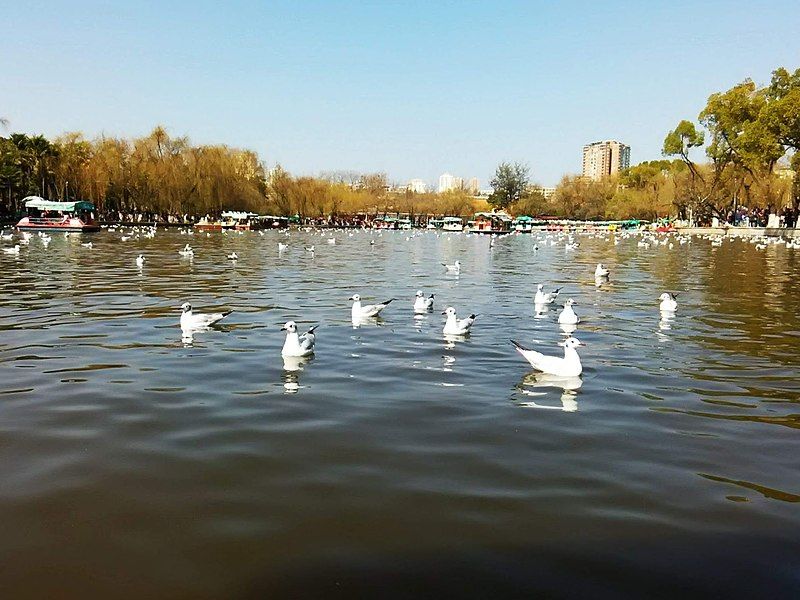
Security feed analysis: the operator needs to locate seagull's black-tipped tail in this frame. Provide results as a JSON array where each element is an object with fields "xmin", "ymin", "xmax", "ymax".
[
  {"xmin": 382, "ymin": 298, "xmax": 396, "ymax": 306},
  {"xmin": 469, "ymin": 314, "xmax": 477, "ymax": 320},
  {"xmin": 306, "ymin": 325, "xmax": 319, "ymax": 334},
  {"xmin": 510, "ymin": 340, "xmax": 529, "ymax": 352},
  {"xmin": 553, "ymin": 287, "xmax": 563, "ymax": 294},
  {"xmin": 429, "ymin": 294, "xmax": 435, "ymax": 299}
]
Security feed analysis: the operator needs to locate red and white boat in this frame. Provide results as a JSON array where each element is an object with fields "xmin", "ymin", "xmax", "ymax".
[{"xmin": 16, "ymin": 196, "xmax": 100, "ymax": 232}]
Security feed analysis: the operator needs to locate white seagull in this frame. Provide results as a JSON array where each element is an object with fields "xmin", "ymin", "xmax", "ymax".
[
  {"xmin": 442, "ymin": 306, "xmax": 476, "ymax": 336},
  {"xmin": 281, "ymin": 321, "xmax": 317, "ymax": 357},
  {"xmin": 413, "ymin": 290, "xmax": 435, "ymax": 314},
  {"xmin": 511, "ymin": 337, "xmax": 585, "ymax": 377},
  {"xmin": 350, "ymin": 294, "xmax": 394, "ymax": 319},
  {"xmin": 3, "ymin": 245, "xmax": 20, "ymax": 255},
  {"xmin": 278, "ymin": 242, "xmax": 288, "ymax": 252},
  {"xmin": 442, "ymin": 260, "xmax": 461, "ymax": 273},
  {"xmin": 595, "ymin": 263, "xmax": 610, "ymax": 278},
  {"xmin": 136, "ymin": 254, "xmax": 145, "ymax": 267},
  {"xmin": 557, "ymin": 299, "xmax": 579, "ymax": 324},
  {"xmin": 227, "ymin": 252, "xmax": 238, "ymax": 260},
  {"xmin": 659, "ymin": 292, "xmax": 678, "ymax": 312},
  {"xmin": 534, "ymin": 284, "xmax": 561, "ymax": 305},
  {"xmin": 180, "ymin": 302, "xmax": 231, "ymax": 330},
  {"xmin": 179, "ymin": 244, "xmax": 194, "ymax": 257}
]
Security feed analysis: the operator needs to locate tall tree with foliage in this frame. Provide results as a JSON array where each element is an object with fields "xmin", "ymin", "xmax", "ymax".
[{"xmin": 488, "ymin": 162, "xmax": 529, "ymax": 210}]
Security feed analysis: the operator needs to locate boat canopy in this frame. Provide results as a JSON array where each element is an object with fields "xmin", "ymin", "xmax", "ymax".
[
  {"xmin": 221, "ymin": 211, "xmax": 259, "ymax": 219},
  {"xmin": 475, "ymin": 211, "xmax": 512, "ymax": 222},
  {"xmin": 24, "ymin": 196, "xmax": 95, "ymax": 212},
  {"xmin": 513, "ymin": 215, "xmax": 534, "ymax": 223},
  {"xmin": 442, "ymin": 216, "xmax": 463, "ymax": 222}
]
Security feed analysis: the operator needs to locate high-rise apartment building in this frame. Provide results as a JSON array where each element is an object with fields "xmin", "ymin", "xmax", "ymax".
[
  {"xmin": 582, "ymin": 140, "xmax": 630, "ymax": 180},
  {"xmin": 438, "ymin": 173, "xmax": 456, "ymax": 193},
  {"xmin": 408, "ymin": 179, "xmax": 427, "ymax": 193}
]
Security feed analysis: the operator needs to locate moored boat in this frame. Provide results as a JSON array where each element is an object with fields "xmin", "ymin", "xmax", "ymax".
[{"xmin": 16, "ymin": 196, "xmax": 100, "ymax": 232}]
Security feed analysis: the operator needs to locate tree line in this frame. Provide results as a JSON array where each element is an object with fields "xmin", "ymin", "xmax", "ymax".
[
  {"xmin": 485, "ymin": 66, "xmax": 799, "ymax": 222},
  {"xmin": 2, "ymin": 66, "xmax": 797, "ymax": 223}
]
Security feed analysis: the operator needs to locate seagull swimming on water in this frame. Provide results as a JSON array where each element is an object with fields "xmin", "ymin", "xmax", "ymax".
[
  {"xmin": 227, "ymin": 252, "xmax": 238, "ymax": 260},
  {"xmin": 595, "ymin": 263, "xmax": 610, "ymax": 278},
  {"xmin": 413, "ymin": 290, "xmax": 435, "ymax": 314},
  {"xmin": 442, "ymin": 306, "xmax": 476, "ymax": 336},
  {"xmin": 659, "ymin": 292, "xmax": 678, "ymax": 312},
  {"xmin": 281, "ymin": 321, "xmax": 317, "ymax": 357},
  {"xmin": 442, "ymin": 260, "xmax": 461, "ymax": 273},
  {"xmin": 180, "ymin": 302, "xmax": 231, "ymax": 330},
  {"xmin": 179, "ymin": 244, "xmax": 194, "ymax": 257},
  {"xmin": 534, "ymin": 284, "xmax": 561, "ymax": 305},
  {"xmin": 3, "ymin": 245, "xmax": 20, "ymax": 255},
  {"xmin": 136, "ymin": 254, "xmax": 145, "ymax": 267},
  {"xmin": 350, "ymin": 294, "xmax": 394, "ymax": 319},
  {"xmin": 557, "ymin": 298, "xmax": 579, "ymax": 324},
  {"xmin": 511, "ymin": 337, "xmax": 585, "ymax": 377}
]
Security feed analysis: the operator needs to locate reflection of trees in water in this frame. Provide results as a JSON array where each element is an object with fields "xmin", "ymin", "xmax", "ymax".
[{"xmin": 692, "ymin": 242, "xmax": 800, "ymax": 361}]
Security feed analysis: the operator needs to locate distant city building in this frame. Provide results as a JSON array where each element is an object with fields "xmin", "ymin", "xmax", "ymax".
[
  {"xmin": 468, "ymin": 177, "xmax": 480, "ymax": 194},
  {"xmin": 582, "ymin": 140, "xmax": 630, "ymax": 180},
  {"xmin": 532, "ymin": 186, "xmax": 556, "ymax": 199},
  {"xmin": 438, "ymin": 173, "xmax": 456, "ymax": 193},
  {"xmin": 408, "ymin": 179, "xmax": 428, "ymax": 194}
]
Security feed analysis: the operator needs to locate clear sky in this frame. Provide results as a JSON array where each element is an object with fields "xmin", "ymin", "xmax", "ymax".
[{"xmin": 2, "ymin": 1, "xmax": 799, "ymax": 187}]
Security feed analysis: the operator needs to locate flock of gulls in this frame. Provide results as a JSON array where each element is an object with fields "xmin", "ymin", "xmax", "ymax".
[
  {"xmin": 4, "ymin": 222, "xmax": 797, "ymax": 386},
  {"xmin": 153, "ymin": 227, "xmax": 696, "ymax": 380}
]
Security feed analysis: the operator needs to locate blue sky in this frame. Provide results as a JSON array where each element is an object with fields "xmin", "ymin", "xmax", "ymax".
[{"xmin": 2, "ymin": 1, "xmax": 799, "ymax": 186}]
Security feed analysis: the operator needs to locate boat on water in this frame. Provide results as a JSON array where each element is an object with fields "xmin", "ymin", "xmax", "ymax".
[
  {"xmin": 194, "ymin": 211, "xmax": 274, "ymax": 231},
  {"xmin": 16, "ymin": 196, "xmax": 100, "ymax": 232},
  {"xmin": 469, "ymin": 211, "xmax": 513, "ymax": 234},
  {"xmin": 427, "ymin": 216, "xmax": 463, "ymax": 231}
]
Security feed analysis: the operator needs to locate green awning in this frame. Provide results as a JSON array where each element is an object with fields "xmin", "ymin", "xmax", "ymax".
[{"xmin": 24, "ymin": 196, "xmax": 94, "ymax": 212}]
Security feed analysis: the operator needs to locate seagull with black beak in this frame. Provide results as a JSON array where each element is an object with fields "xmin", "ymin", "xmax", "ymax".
[{"xmin": 281, "ymin": 321, "xmax": 317, "ymax": 357}]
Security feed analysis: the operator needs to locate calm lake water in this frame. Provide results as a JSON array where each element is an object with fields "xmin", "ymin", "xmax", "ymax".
[{"xmin": 1, "ymin": 227, "xmax": 800, "ymax": 598}]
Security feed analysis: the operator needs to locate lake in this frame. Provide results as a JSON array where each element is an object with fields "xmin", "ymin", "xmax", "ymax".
[{"xmin": 1, "ymin": 227, "xmax": 799, "ymax": 598}]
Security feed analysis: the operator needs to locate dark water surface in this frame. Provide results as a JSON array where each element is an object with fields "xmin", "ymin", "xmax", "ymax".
[{"xmin": 1, "ymin": 228, "xmax": 799, "ymax": 598}]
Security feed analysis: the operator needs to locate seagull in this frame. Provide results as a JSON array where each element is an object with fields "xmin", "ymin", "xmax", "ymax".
[
  {"xmin": 595, "ymin": 263, "xmax": 610, "ymax": 278},
  {"xmin": 443, "ymin": 260, "xmax": 461, "ymax": 273},
  {"xmin": 442, "ymin": 306, "xmax": 476, "ymax": 335},
  {"xmin": 534, "ymin": 284, "xmax": 561, "ymax": 305},
  {"xmin": 278, "ymin": 242, "xmax": 288, "ymax": 252},
  {"xmin": 227, "ymin": 252, "xmax": 238, "ymax": 260},
  {"xmin": 281, "ymin": 321, "xmax": 317, "ymax": 357},
  {"xmin": 413, "ymin": 290, "xmax": 435, "ymax": 314},
  {"xmin": 557, "ymin": 299, "xmax": 579, "ymax": 324},
  {"xmin": 350, "ymin": 294, "xmax": 394, "ymax": 319},
  {"xmin": 180, "ymin": 302, "xmax": 231, "ymax": 330},
  {"xmin": 327, "ymin": 238, "xmax": 336, "ymax": 245},
  {"xmin": 511, "ymin": 337, "xmax": 585, "ymax": 377},
  {"xmin": 659, "ymin": 292, "xmax": 678, "ymax": 312},
  {"xmin": 3, "ymin": 245, "xmax": 20, "ymax": 254},
  {"xmin": 81, "ymin": 242, "xmax": 93, "ymax": 248},
  {"xmin": 179, "ymin": 244, "xmax": 194, "ymax": 257},
  {"xmin": 0, "ymin": 233, "xmax": 12, "ymax": 241},
  {"xmin": 136, "ymin": 254, "xmax": 145, "ymax": 267}
]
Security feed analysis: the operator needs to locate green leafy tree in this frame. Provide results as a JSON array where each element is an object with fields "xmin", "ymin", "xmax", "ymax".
[{"xmin": 489, "ymin": 162, "xmax": 529, "ymax": 209}]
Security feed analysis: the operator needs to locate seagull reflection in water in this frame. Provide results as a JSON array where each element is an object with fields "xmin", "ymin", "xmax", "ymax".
[
  {"xmin": 282, "ymin": 355, "xmax": 313, "ymax": 393},
  {"xmin": 516, "ymin": 372, "xmax": 583, "ymax": 412}
]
